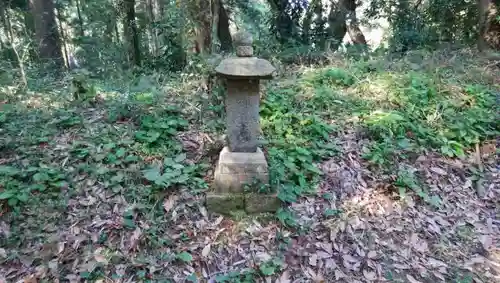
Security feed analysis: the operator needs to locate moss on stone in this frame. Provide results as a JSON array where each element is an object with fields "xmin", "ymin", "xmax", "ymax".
[
  {"xmin": 245, "ymin": 193, "xmax": 281, "ymax": 213},
  {"xmin": 206, "ymin": 193, "xmax": 245, "ymax": 215}
]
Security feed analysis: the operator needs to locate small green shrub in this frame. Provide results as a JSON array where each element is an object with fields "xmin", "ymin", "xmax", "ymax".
[
  {"xmin": 142, "ymin": 153, "xmax": 208, "ymax": 191},
  {"xmin": 135, "ymin": 112, "xmax": 188, "ymax": 146},
  {"xmin": 394, "ymin": 167, "xmax": 441, "ymax": 207},
  {"xmin": 304, "ymin": 67, "xmax": 356, "ymax": 88},
  {"xmin": 0, "ymin": 165, "xmax": 68, "ymax": 209}
]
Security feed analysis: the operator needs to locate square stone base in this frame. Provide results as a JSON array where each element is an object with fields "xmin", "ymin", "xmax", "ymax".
[
  {"xmin": 206, "ymin": 193, "xmax": 245, "ymax": 215},
  {"xmin": 208, "ymin": 147, "xmax": 279, "ymax": 215},
  {"xmin": 245, "ymin": 193, "xmax": 281, "ymax": 213},
  {"xmin": 206, "ymin": 193, "xmax": 280, "ymax": 215},
  {"xmin": 213, "ymin": 147, "xmax": 268, "ymax": 193}
]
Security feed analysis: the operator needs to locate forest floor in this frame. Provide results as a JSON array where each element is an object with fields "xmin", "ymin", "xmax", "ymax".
[{"xmin": 0, "ymin": 48, "xmax": 499, "ymax": 283}]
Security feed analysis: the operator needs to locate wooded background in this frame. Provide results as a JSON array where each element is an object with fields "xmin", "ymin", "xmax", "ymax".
[{"xmin": 0, "ymin": 0, "xmax": 499, "ymax": 75}]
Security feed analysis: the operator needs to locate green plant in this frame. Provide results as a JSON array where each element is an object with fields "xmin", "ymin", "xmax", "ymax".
[
  {"xmin": 243, "ymin": 177, "xmax": 273, "ymax": 194},
  {"xmin": 214, "ymin": 270, "xmax": 256, "ymax": 283},
  {"xmin": 52, "ymin": 110, "xmax": 83, "ymax": 129},
  {"xmin": 142, "ymin": 153, "xmax": 208, "ymax": 191},
  {"xmin": 304, "ymin": 67, "xmax": 356, "ymax": 88},
  {"xmin": 134, "ymin": 110, "xmax": 188, "ymax": 147},
  {"xmin": 261, "ymin": 87, "xmax": 338, "ymax": 204},
  {"xmin": 258, "ymin": 257, "xmax": 284, "ymax": 276},
  {"xmin": 276, "ymin": 208, "xmax": 297, "ymax": 227},
  {"xmin": 362, "ymin": 138, "xmax": 416, "ymax": 168},
  {"xmin": 394, "ymin": 167, "xmax": 441, "ymax": 207},
  {"xmin": 176, "ymin": 251, "xmax": 193, "ymax": 263},
  {"xmin": 0, "ymin": 165, "xmax": 68, "ymax": 209}
]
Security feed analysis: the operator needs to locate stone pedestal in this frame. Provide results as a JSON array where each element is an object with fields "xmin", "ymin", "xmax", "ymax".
[
  {"xmin": 213, "ymin": 147, "xmax": 268, "ymax": 192},
  {"xmin": 206, "ymin": 31, "xmax": 279, "ymax": 215},
  {"xmin": 206, "ymin": 147, "xmax": 280, "ymax": 215}
]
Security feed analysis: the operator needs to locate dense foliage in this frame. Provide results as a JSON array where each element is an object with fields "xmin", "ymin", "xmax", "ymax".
[{"xmin": 0, "ymin": 0, "xmax": 499, "ymax": 282}]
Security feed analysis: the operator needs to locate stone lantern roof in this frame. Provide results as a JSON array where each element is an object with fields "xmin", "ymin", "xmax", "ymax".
[{"xmin": 215, "ymin": 31, "xmax": 275, "ymax": 79}]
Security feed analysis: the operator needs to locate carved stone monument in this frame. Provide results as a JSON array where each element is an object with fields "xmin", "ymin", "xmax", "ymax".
[{"xmin": 206, "ymin": 31, "xmax": 280, "ymax": 214}]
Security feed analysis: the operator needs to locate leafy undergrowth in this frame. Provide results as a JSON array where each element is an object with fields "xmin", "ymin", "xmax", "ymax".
[{"xmin": 0, "ymin": 48, "xmax": 499, "ymax": 282}]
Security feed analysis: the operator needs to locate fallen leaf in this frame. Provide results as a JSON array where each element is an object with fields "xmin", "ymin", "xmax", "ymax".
[
  {"xmin": 335, "ymin": 269, "xmax": 347, "ymax": 280},
  {"xmin": 309, "ymin": 254, "xmax": 317, "ymax": 266},
  {"xmin": 318, "ymin": 242, "xmax": 333, "ymax": 254},
  {"xmin": 202, "ymin": 244, "xmax": 211, "ymax": 258},
  {"xmin": 406, "ymin": 274, "xmax": 423, "ymax": 283},
  {"xmin": 363, "ymin": 269, "xmax": 377, "ymax": 281},
  {"xmin": 479, "ymin": 235, "xmax": 492, "ymax": 250},
  {"xmin": 94, "ymin": 250, "xmax": 108, "ymax": 265},
  {"xmin": 393, "ymin": 263, "xmax": 410, "ymax": 270},
  {"xmin": 163, "ymin": 194, "xmax": 178, "ymax": 212},
  {"xmin": 325, "ymin": 258, "xmax": 337, "ymax": 270},
  {"xmin": 428, "ymin": 258, "xmax": 447, "ymax": 268},
  {"xmin": 214, "ymin": 216, "xmax": 224, "ymax": 225},
  {"xmin": 414, "ymin": 239, "xmax": 428, "ymax": 253},
  {"xmin": 276, "ymin": 270, "xmax": 291, "ymax": 283},
  {"xmin": 199, "ymin": 205, "xmax": 208, "ymax": 218},
  {"xmin": 342, "ymin": 254, "xmax": 359, "ymax": 263},
  {"xmin": 316, "ymin": 251, "xmax": 331, "ymax": 259},
  {"xmin": 129, "ymin": 227, "xmax": 142, "ymax": 250},
  {"xmin": 22, "ymin": 275, "xmax": 38, "ymax": 283},
  {"xmin": 430, "ymin": 167, "xmax": 447, "ymax": 176},
  {"xmin": 367, "ymin": 251, "xmax": 377, "ymax": 259}
]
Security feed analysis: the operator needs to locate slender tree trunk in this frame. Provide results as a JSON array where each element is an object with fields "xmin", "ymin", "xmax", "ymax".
[
  {"xmin": 478, "ymin": 0, "xmax": 500, "ymax": 50},
  {"xmin": 55, "ymin": 5, "xmax": 69, "ymax": 68},
  {"xmin": 193, "ymin": 0, "xmax": 212, "ymax": 54},
  {"xmin": 147, "ymin": 0, "xmax": 156, "ymax": 56},
  {"xmin": 302, "ymin": 0, "xmax": 317, "ymax": 44},
  {"xmin": 345, "ymin": 0, "xmax": 367, "ymax": 46},
  {"xmin": 326, "ymin": 0, "xmax": 348, "ymax": 51},
  {"xmin": 0, "ymin": 1, "xmax": 12, "ymax": 42},
  {"xmin": 123, "ymin": 0, "xmax": 141, "ymax": 66},
  {"xmin": 12, "ymin": 44, "xmax": 28, "ymax": 88},
  {"xmin": 75, "ymin": 0, "xmax": 85, "ymax": 37},
  {"xmin": 267, "ymin": 0, "xmax": 297, "ymax": 44},
  {"xmin": 30, "ymin": 0, "xmax": 64, "ymax": 69},
  {"xmin": 154, "ymin": 0, "xmax": 164, "ymax": 55},
  {"xmin": 5, "ymin": 9, "xmax": 14, "ymax": 43},
  {"xmin": 114, "ymin": 23, "xmax": 120, "ymax": 43},
  {"xmin": 216, "ymin": 0, "xmax": 232, "ymax": 52}
]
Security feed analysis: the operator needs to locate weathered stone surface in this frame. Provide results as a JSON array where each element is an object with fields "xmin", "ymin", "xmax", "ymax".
[
  {"xmin": 213, "ymin": 147, "xmax": 268, "ymax": 193},
  {"xmin": 236, "ymin": 46, "xmax": 253, "ymax": 57},
  {"xmin": 215, "ymin": 57, "xmax": 275, "ymax": 79},
  {"xmin": 206, "ymin": 193, "xmax": 244, "ymax": 215},
  {"xmin": 245, "ymin": 193, "xmax": 281, "ymax": 213},
  {"xmin": 225, "ymin": 80, "xmax": 260, "ymax": 152},
  {"xmin": 216, "ymin": 30, "xmax": 274, "ymax": 78},
  {"xmin": 232, "ymin": 31, "xmax": 253, "ymax": 46}
]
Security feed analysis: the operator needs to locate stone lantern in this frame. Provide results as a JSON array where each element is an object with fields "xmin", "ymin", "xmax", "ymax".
[{"xmin": 206, "ymin": 31, "xmax": 280, "ymax": 214}]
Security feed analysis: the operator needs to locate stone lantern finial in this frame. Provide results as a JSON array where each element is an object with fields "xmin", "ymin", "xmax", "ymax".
[{"xmin": 233, "ymin": 31, "xmax": 254, "ymax": 57}]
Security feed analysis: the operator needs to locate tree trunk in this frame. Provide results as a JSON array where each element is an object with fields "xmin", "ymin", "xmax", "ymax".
[
  {"xmin": 123, "ymin": 0, "xmax": 141, "ymax": 66},
  {"xmin": 326, "ymin": 0, "xmax": 348, "ymax": 51},
  {"xmin": 55, "ymin": 5, "xmax": 70, "ymax": 68},
  {"xmin": 478, "ymin": 0, "xmax": 500, "ymax": 50},
  {"xmin": 30, "ymin": 0, "xmax": 64, "ymax": 69},
  {"xmin": 302, "ymin": 0, "xmax": 316, "ymax": 44},
  {"xmin": 267, "ymin": 0, "xmax": 298, "ymax": 44},
  {"xmin": 147, "ymin": 0, "xmax": 157, "ymax": 56},
  {"xmin": 75, "ymin": 0, "xmax": 84, "ymax": 37},
  {"xmin": 193, "ymin": 0, "xmax": 212, "ymax": 54},
  {"xmin": 345, "ymin": 0, "xmax": 367, "ymax": 46},
  {"xmin": 216, "ymin": 0, "xmax": 232, "ymax": 53},
  {"xmin": 0, "ymin": 1, "xmax": 12, "ymax": 42}
]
